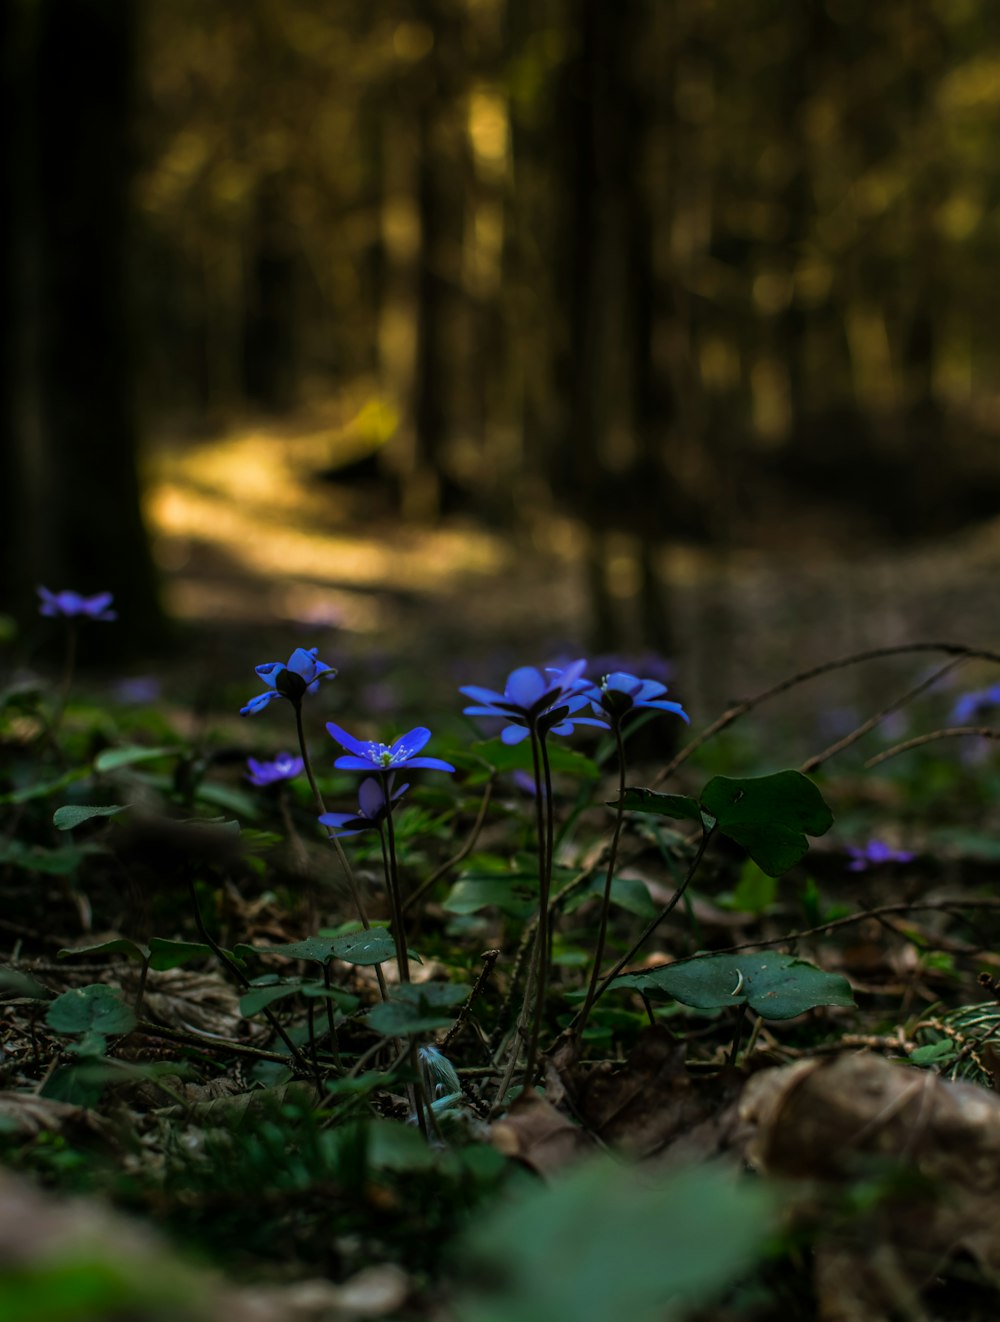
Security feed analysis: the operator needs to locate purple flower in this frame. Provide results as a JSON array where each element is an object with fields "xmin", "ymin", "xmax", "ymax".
[
  {"xmin": 245, "ymin": 752, "xmax": 304, "ymax": 787},
  {"xmin": 240, "ymin": 647, "xmax": 336, "ymax": 716},
  {"xmin": 951, "ymin": 684, "xmax": 1000, "ymax": 724},
  {"xmin": 583, "ymin": 671, "xmax": 690, "ymax": 726},
  {"xmin": 325, "ymin": 722, "xmax": 455, "ymax": 774},
  {"xmin": 846, "ymin": 840, "xmax": 916, "ymax": 871},
  {"xmin": 38, "ymin": 587, "xmax": 116, "ymax": 621},
  {"xmin": 460, "ymin": 660, "xmax": 605, "ymax": 746},
  {"xmin": 318, "ymin": 775, "xmax": 408, "ymax": 836}
]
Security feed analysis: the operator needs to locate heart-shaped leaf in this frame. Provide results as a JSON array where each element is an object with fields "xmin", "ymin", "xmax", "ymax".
[
  {"xmin": 53, "ymin": 804, "xmax": 127, "ymax": 831},
  {"xmin": 59, "ymin": 938, "xmax": 150, "ymax": 963},
  {"xmin": 613, "ymin": 788, "xmax": 703, "ymax": 823},
  {"xmin": 618, "ymin": 952, "xmax": 854, "ymax": 1020},
  {"xmin": 46, "ymin": 984, "xmax": 136, "ymax": 1038},
  {"xmin": 365, "ymin": 982, "xmax": 467, "ymax": 1037},
  {"xmin": 147, "ymin": 938, "xmax": 216, "ymax": 971},
  {"xmin": 700, "ymin": 771, "xmax": 833, "ymax": 876}
]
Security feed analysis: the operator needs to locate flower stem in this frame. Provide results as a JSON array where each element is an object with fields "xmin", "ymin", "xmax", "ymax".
[
  {"xmin": 565, "ymin": 825, "xmax": 716, "ymax": 1034},
  {"xmin": 379, "ymin": 795, "xmax": 410, "ymax": 984},
  {"xmin": 293, "ymin": 702, "xmax": 387, "ymax": 999},
  {"xmin": 521, "ymin": 727, "xmax": 552, "ymax": 1091},
  {"xmin": 575, "ymin": 721, "xmax": 628, "ymax": 1040}
]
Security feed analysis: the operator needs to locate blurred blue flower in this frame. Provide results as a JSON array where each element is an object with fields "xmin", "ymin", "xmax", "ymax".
[
  {"xmin": 38, "ymin": 587, "xmax": 116, "ymax": 621},
  {"xmin": 583, "ymin": 671, "xmax": 690, "ymax": 726},
  {"xmin": 325, "ymin": 722, "xmax": 455, "ymax": 773},
  {"xmin": 318, "ymin": 775, "xmax": 408, "ymax": 836},
  {"xmin": 952, "ymin": 684, "xmax": 1000, "ymax": 724},
  {"xmin": 113, "ymin": 676, "xmax": 162, "ymax": 705},
  {"xmin": 846, "ymin": 840, "xmax": 916, "ymax": 871},
  {"xmin": 460, "ymin": 659, "xmax": 604, "ymax": 745},
  {"xmin": 246, "ymin": 752, "xmax": 304, "ymax": 787},
  {"xmin": 240, "ymin": 647, "xmax": 336, "ymax": 715}
]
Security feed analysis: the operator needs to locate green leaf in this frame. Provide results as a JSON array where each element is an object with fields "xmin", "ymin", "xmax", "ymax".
[
  {"xmin": 458, "ymin": 1158, "xmax": 774, "ymax": 1322},
  {"xmin": 701, "ymin": 770, "xmax": 834, "ymax": 876},
  {"xmin": 46, "ymin": 984, "xmax": 136, "ymax": 1038},
  {"xmin": 147, "ymin": 938, "xmax": 215, "ymax": 971},
  {"xmin": 614, "ymin": 788, "xmax": 703, "ymax": 822},
  {"xmin": 617, "ymin": 952, "xmax": 855, "ymax": 1020},
  {"xmin": 563, "ymin": 874, "xmax": 657, "ymax": 920},
  {"xmin": 0, "ymin": 967, "xmax": 51, "ymax": 1000},
  {"xmin": 329, "ymin": 929, "xmax": 406, "ymax": 965},
  {"xmin": 239, "ymin": 982, "xmax": 304, "ymax": 1016},
  {"xmin": 235, "ymin": 936, "xmax": 340, "ymax": 965},
  {"xmin": 93, "ymin": 745, "xmax": 179, "ymax": 773},
  {"xmin": 910, "ymin": 1040, "xmax": 956, "ymax": 1067},
  {"xmin": 444, "ymin": 875, "xmax": 538, "ymax": 918},
  {"xmin": 0, "ymin": 839, "xmax": 88, "ymax": 875},
  {"xmin": 726, "ymin": 860, "xmax": 779, "ymax": 915},
  {"xmin": 59, "ymin": 938, "xmax": 150, "ymax": 963},
  {"xmin": 0, "ymin": 767, "xmax": 89, "ymax": 805},
  {"xmin": 365, "ymin": 982, "xmax": 467, "ymax": 1037},
  {"xmin": 53, "ymin": 804, "xmax": 127, "ymax": 831}
]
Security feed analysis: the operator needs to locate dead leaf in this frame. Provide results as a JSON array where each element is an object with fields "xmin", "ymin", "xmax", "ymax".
[
  {"xmin": 740, "ymin": 1051, "xmax": 1000, "ymax": 1319},
  {"xmin": 490, "ymin": 1090, "xmax": 592, "ymax": 1177}
]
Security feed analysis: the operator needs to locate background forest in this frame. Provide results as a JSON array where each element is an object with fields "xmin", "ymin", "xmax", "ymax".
[{"xmin": 5, "ymin": 0, "xmax": 1000, "ymax": 684}]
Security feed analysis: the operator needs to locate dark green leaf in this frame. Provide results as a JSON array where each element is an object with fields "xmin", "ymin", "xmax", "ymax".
[
  {"xmin": 614, "ymin": 788, "xmax": 703, "ymax": 822},
  {"xmin": 617, "ymin": 952, "xmax": 855, "ymax": 1020},
  {"xmin": 444, "ymin": 876, "xmax": 538, "ymax": 918},
  {"xmin": 700, "ymin": 771, "xmax": 833, "ymax": 876},
  {"xmin": 365, "ymin": 982, "xmax": 467, "ymax": 1037},
  {"xmin": 59, "ymin": 938, "xmax": 150, "ymax": 963},
  {"xmin": 468, "ymin": 738, "xmax": 600, "ymax": 779},
  {"xmin": 239, "ymin": 982, "xmax": 304, "ymax": 1016},
  {"xmin": 93, "ymin": 745, "xmax": 179, "ymax": 773},
  {"xmin": 46, "ymin": 984, "xmax": 136, "ymax": 1038},
  {"xmin": 53, "ymin": 804, "xmax": 127, "ymax": 831},
  {"xmin": 147, "ymin": 938, "xmax": 215, "ymax": 971}
]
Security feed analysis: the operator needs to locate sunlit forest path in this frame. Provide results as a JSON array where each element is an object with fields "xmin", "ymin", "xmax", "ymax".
[{"xmin": 147, "ymin": 418, "xmax": 1000, "ymax": 727}]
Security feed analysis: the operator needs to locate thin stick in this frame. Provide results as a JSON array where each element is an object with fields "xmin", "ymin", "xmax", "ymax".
[
  {"xmin": 800, "ymin": 657, "xmax": 967, "ymax": 774},
  {"xmin": 441, "ymin": 948, "xmax": 500, "ymax": 1050},
  {"xmin": 865, "ymin": 726, "xmax": 1000, "ymax": 769},
  {"xmin": 654, "ymin": 643, "xmax": 1000, "ymax": 787}
]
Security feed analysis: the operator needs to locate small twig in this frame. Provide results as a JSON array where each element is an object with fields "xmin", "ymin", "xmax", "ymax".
[
  {"xmin": 865, "ymin": 726, "xmax": 1000, "ymax": 769},
  {"xmin": 655, "ymin": 642, "xmax": 1000, "ymax": 787},
  {"xmin": 132, "ymin": 1020, "xmax": 300, "ymax": 1067},
  {"xmin": 441, "ymin": 948, "xmax": 500, "ymax": 1050},
  {"xmin": 800, "ymin": 657, "xmax": 967, "ymax": 774}
]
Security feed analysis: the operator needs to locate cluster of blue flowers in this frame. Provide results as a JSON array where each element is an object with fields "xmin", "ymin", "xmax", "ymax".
[{"xmin": 238, "ymin": 646, "xmax": 691, "ymax": 838}]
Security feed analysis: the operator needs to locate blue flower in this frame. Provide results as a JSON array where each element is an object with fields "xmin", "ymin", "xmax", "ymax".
[
  {"xmin": 460, "ymin": 659, "xmax": 605, "ymax": 745},
  {"xmin": 325, "ymin": 722, "xmax": 455, "ymax": 773},
  {"xmin": 951, "ymin": 684, "xmax": 1000, "ymax": 724},
  {"xmin": 240, "ymin": 647, "xmax": 336, "ymax": 715},
  {"xmin": 317, "ymin": 775, "xmax": 408, "ymax": 836},
  {"xmin": 38, "ymin": 587, "xmax": 116, "ymax": 621},
  {"xmin": 583, "ymin": 671, "xmax": 690, "ymax": 726},
  {"xmin": 245, "ymin": 752, "xmax": 304, "ymax": 787},
  {"xmin": 846, "ymin": 840, "xmax": 916, "ymax": 871}
]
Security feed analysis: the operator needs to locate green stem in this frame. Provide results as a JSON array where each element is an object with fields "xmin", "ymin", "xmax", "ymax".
[
  {"xmin": 566, "ymin": 825, "xmax": 716, "ymax": 1033},
  {"xmin": 293, "ymin": 701, "xmax": 387, "ymax": 1000},
  {"xmin": 575, "ymin": 721, "xmax": 628, "ymax": 1040},
  {"xmin": 379, "ymin": 793, "xmax": 409, "ymax": 984},
  {"xmin": 322, "ymin": 964, "xmax": 342, "ymax": 1070},
  {"xmin": 521, "ymin": 728, "xmax": 552, "ymax": 1091}
]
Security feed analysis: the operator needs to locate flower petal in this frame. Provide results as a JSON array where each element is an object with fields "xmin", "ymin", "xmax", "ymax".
[
  {"xmin": 358, "ymin": 777, "xmax": 388, "ymax": 819},
  {"xmin": 403, "ymin": 756, "xmax": 455, "ymax": 772},
  {"xmin": 287, "ymin": 647, "xmax": 318, "ymax": 680},
  {"xmin": 391, "ymin": 727, "xmax": 432, "ymax": 759},
  {"xmin": 500, "ymin": 725, "xmax": 531, "ymax": 745},
  {"xmin": 504, "ymin": 667, "xmax": 547, "ymax": 708},
  {"xmin": 334, "ymin": 755, "xmax": 378, "ymax": 771},
  {"xmin": 459, "ymin": 685, "xmax": 505, "ymax": 706},
  {"xmin": 325, "ymin": 722, "xmax": 370, "ymax": 758},
  {"xmin": 240, "ymin": 691, "xmax": 281, "ymax": 716}
]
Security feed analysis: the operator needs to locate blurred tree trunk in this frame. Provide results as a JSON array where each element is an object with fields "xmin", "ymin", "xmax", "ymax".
[
  {"xmin": 2, "ymin": 0, "xmax": 163, "ymax": 649},
  {"xmin": 241, "ymin": 173, "xmax": 298, "ymax": 412}
]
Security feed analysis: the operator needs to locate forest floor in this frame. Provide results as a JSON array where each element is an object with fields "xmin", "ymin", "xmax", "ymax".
[{"xmin": 6, "ymin": 420, "xmax": 1000, "ymax": 1320}]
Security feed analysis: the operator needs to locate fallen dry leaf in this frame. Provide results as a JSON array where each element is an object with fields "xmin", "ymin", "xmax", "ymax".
[
  {"xmin": 490, "ymin": 1089, "xmax": 593, "ymax": 1177},
  {"xmin": 739, "ymin": 1051, "xmax": 1000, "ymax": 1320}
]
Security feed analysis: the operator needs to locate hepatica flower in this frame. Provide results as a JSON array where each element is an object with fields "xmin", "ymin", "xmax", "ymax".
[
  {"xmin": 325, "ymin": 723, "xmax": 455, "ymax": 774},
  {"xmin": 952, "ymin": 684, "xmax": 1000, "ymax": 724},
  {"xmin": 318, "ymin": 775, "xmax": 408, "ymax": 836},
  {"xmin": 847, "ymin": 840, "xmax": 916, "ymax": 871},
  {"xmin": 38, "ymin": 587, "xmax": 116, "ymax": 621},
  {"xmin": 460, "ymin": 660, "xmax": 604, "ymax": 745},
  {"xmin": 584, "ymin": 670, "xmax": 689, "ymax": 726},
  {"xmin": 240, "ymin": 647, "xmax": 336, "ymax": 715},
  {"xmin": 245, "ymin": 752, "xmax": 304, "ymax": 787}
]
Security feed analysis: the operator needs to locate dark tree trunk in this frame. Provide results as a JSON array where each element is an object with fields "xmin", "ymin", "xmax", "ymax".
[
  {"xmin": 241, "ymin": 174, "xmax": 298, "ymax": 413},
  {"xmin": 3, "ymin": 0, "xmax": 163, "ymax": 649}
]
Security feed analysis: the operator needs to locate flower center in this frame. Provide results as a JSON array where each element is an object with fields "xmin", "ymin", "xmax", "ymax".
[{"xmin": 368, "ymin": 742, "xmax": 402, "ymax": 767}]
